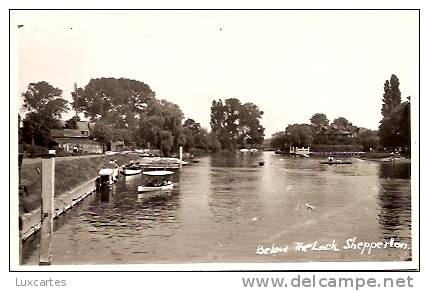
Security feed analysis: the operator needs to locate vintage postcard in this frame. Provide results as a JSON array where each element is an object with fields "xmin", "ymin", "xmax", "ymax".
[{"xmin": 9, "ymin": 9, "xmax": 419, "ymax": 271}]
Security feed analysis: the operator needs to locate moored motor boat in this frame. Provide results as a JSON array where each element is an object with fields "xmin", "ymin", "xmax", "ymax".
[
  {"xmin": 96, "ymin": 168, "xmax": 114, "ymax": 190},
  {"xmin": 138, "ymin": 170, "xmax": 175, "ymax": 193},
  {"xmin": 122, "ymin": 161, "xmax": 142, "ymax": 175},
  {"xmin": 123, "ymin": 168, "xmax": 142, "ymax": 175},
  {"xmin": 138, "ymin": 181, "xmax": 174, "ymax": 192}
]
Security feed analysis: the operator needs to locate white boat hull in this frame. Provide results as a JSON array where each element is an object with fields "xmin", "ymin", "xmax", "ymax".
[
  {"xmin": 138, "ymin": 182, "xmax": 173, "ymax": 192},
  {"xmin": 123, "ymin": 168, "xmax": 142, "ymax": 175}
]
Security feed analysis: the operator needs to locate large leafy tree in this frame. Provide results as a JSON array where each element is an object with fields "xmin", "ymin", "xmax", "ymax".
[
  {"xmin": 73, "ymin": 77, "xmax": 188, "ymax": 153},
  {"xmin": 64, "ymin": 116, "xmax": 80, "ymax": 129},
  {"xmin": 270, "ymin": 131, "xmax": 287, "ymax": 151},
  {"xmin": 210, "ymin": 99, "xmax": 229, "ymax": 149},
  {"xmin": 355, "ymin": 129, "xmax": 380, "ymax": 151},
  {"xmin": 72, "ymin": 78, "xmax": 155, "ymax": 120},
  {"xmin": 160, "ymin": 99, "xmax": 185, "ymax": 150},
  {"xmin": 160, "ymin": 130, "xmax": 174, "ymax": 156},
  {"xmin": 210, "ymin": 98, "xmax": 265, "ymax": 150},
  {"xmin": 206, "ymin": 133, "xmax": 222, "ymax": 152},
  {"xmin": 284, "ymin": 124, "xmax": 313, "ymax": 148},
  {"xmin": 310, "ymin": 113, "xmax": 329, "ymax": 130},
  {"xmin": 72, "ymin": 78, "xmax": 156, "ymax": 145},
  {"xmin": 137, "ymin": 99, "xmax": 184, "ymax": 152},
  {"xmin": 223, "ymin": 98, "xmax": 242, "ymax": 149},
  {"xmin": 332, "ymin": 117, "xmax": 352, "ymax": 130},
  {"xmin": 398, "ymin": 96, "xmax": 411, "ymax": 153},
  {"xmin": 310, "ymin": 113, "xmax": 329, "ymax": 144},
  {"xmin": 92, "ymin": 120, "xmax": 113, "ymax": 150},
  {"xmin": 22, "ymin": 81, "xmax": 68, "ymax": 119},
  {"xmin": 183, "ymin": 118, "xmax": 211, "ymax": 152},
  {"xmin": 379, "ymin": 74, "xmax": 403, "ymax": 148},
  {"xmin": 21, "ymin": 81, "xmax": 69, "ymax": 146},
  {"xmin": 238, "ymin": 102, "xmax": 265, "ymax": 147},
  {"xmin": 138, "ymin": 115, "xmax": 163, "ymax": 149}
]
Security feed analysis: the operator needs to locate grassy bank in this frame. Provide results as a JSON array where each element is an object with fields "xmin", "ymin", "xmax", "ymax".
[{"xmin": 20, "ymin": 154, "xmax": 139, "ymax": 212}]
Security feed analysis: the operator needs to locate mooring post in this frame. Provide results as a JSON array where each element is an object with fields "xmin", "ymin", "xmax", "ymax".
[
  {"xmin": 18, "ymin": 153, "xmax": 23, "ymax": 265},
  {"xmin": 39, "ymin": 150, "xmax": 55, "ymax": 265},
  {"xmin": 179, "ymin": 146, "xmax": 183, "ymax": 169}
]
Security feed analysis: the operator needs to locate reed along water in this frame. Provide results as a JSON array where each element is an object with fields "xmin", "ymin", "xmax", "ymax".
[{"xmin": 22, "ymin": 151, "xmax": 412, "ymax": 264}]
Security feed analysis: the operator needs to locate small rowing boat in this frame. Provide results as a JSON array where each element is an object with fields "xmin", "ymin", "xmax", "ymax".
[
  {"xmin": 320, "ymin": 157, "xmax": 352, "ymax": 165},
  {"xmin": 320, "ymin": 160, "xmax": 352, "ymax": 165},
  {"xmin": 122, "ymin": 161, "xmax": 142, "ymax": 175}
]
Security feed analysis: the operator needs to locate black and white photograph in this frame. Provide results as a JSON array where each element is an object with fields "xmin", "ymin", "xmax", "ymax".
[{"xmin": 10, "ymin": 10, "xmax": 419, "ymax": 271}]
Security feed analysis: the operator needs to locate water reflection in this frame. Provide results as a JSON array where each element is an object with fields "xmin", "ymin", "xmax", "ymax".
[
  {"xmin": 378, "ymin": 162, "xmax": 411, "ymax": 179},
  {"xmin": 210, "ymin": 151, "xmax": 263, "ymax": 168},
  {"xmin": 376, "ymin": 162, "xmax": 411, "ymax": 244},
  {"xmin": 100, "ymin": 189, "xmax": 112, "ymax": 204},
  {"xmin": 207, "ymin": 152, "xmax": 264, "ymax": 227}
]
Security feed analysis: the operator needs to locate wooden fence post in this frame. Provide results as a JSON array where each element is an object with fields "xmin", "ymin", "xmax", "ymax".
[
  {"xmin": 18, "ymin": 153, "xmax": 23, "ymax": 265},
  {"xmin": 179, "ymin": 146, "xmax": 183, "ymax": 169},
  {"xmin": 39, "ymin": 151, "xmax": 55, "ymax": 265}
]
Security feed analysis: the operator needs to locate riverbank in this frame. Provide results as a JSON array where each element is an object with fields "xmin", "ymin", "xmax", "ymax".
[
  {"xmin": 19, "ymin": 153, "xmax": 140, "ymax": 240},
  {"xmin": 20, "ymin": 153, "xmax": 140, "ymax": 213},
  {"xmin": 360, "ymin": 152, "xmax": 411, "ymax": 162}
]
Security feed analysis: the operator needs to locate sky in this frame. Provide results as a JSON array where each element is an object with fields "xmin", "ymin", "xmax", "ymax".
[{"xmin": 12, "ymin": 10, "xmax": 419, "ymax": 136}]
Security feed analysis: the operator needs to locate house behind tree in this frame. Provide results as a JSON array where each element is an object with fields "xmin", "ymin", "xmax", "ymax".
[{"xmin": 50, "ymin": 121, "xmax": 103, "ymax": 154}]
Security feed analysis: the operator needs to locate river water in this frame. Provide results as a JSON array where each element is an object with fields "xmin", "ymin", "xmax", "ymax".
[{"xmin": 22, "ymin": 151, "xmax": 412, "ymax": 265}]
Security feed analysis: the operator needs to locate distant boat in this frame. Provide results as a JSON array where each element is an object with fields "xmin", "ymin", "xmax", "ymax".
[
  {"xmin": 320, "ymin": 157, "xmax": 352, "ymax": 165},
  {"xmin": 122, "ymin": 161, "xmax": 142, "ymax": 175},
  {"xmin": 259, "ymin": 160, "xmax": 265, "ymax": 166},
  {"xmin": 240, "ymin": 148, "xmax": 249, "ymax": 153},
  {"xmin": 138, "ymin": 170, "xmax": 174, "ymax": 192},
  {"xmin": 250, "ymin": 148, "xmax": 258, "ymax": 153}
]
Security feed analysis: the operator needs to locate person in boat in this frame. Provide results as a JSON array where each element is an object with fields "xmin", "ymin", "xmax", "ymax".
[
  {"xmin": 147, "ymin": 178, "xmax": 162, "ymax": 187},
  {"xmin": 328, "ymin": 157, "xmax": 334, "ymax": 162},
  {"xmin": 109, "ymin": 160, "xmax": 119, "ymax": 168}
]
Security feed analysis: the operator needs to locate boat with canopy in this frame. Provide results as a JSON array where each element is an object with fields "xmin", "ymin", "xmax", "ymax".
[{"xmin": 137, "ymin": 170, "xmax": 174, "ymax": 192}]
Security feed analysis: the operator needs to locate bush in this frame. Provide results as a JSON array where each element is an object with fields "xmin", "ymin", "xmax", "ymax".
[
  {"xmin": 19, "ymin": 144, "xmax": 48, "ymax": 158},
  {"xmin": 54, "ymin": 147, "xmax": 73, "ymax": 157}
]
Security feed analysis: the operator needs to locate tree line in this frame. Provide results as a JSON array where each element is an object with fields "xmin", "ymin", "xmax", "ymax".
[
  {"xmin": 269, "ymin": 114, "xmax": 380, "ymax": 152},
  {"xmin": 19, "ymin": 78, "xmax": 266, "ymax": 155},
  {"xmin": 270, "ymin": 74, "xmax": 411, "ymax": 154}
]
